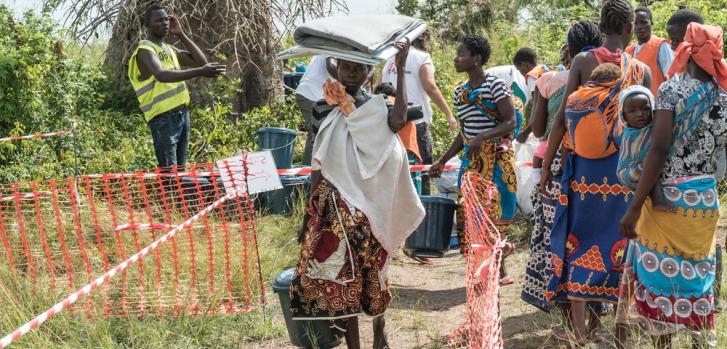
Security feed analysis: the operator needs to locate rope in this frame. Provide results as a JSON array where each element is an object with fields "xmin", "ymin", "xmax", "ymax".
[{"xmin": 0, "ymin": 131, "xmax": 72, "ymax": 143}]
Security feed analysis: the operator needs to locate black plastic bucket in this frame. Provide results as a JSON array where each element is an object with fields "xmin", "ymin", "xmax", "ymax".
[
  {"xmin": 404, "ymin": 196, "xmax": 457, "ymax": 258},
  {"xmin": 272, "ymin": 268, "xmax": 343, "ymax": 348},
  {"xmin": 257, "ymin": 127, "xmax": 298, "ymax": 169}
]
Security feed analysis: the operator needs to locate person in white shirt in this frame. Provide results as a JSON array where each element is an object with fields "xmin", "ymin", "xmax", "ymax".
[
  {"xmin": 485, "ymin": 65, "xmax": 530, "ymax": 107},
  {"xmin": 380, "ymin": 30, "xmax": 456, "ymax": 195},
  {"xmin": 295, "ymin": 55, "xmax": 336, "ymax": 165}
]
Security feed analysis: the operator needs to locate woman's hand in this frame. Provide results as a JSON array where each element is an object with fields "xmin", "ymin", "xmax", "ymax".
[
  {"xmin": 469, "ymin": 135, "xmax": 484, "ymax": 160},
  {"xmin": 516, "ymin": 130, "xmax": 530, "ymax": 144},
  {"xmin": 394, "ymin": 38, "xmax": 410, "ymax": 69},
  {"xmin": 539, "ymin": 166, "xmax": 552, "ymax": 196},
  {"xmin": 620, "ymin": 206, "xmax": 641, "ymax": 239},
  {"xmin": 429, "ymin": 160, "xmax": 444, "ymax": 178}
]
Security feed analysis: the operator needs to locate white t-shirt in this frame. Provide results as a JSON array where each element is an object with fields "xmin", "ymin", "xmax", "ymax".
[
  {"xmin": 485, "ymin": 65, "xmax": 530, "ymax": 106},
  {"xmin": 526, "ymin": 76, "xmax": 538, "ymax": 95},
  {"xmin": 381, "ymin": 48, "xmax": 434, "ymax": 125},
  {"xmin": 296, "ymin": 55, "xmax": 331, "ymax": 102}
]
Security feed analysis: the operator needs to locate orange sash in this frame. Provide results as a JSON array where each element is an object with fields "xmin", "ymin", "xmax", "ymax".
[{"xmin": 565, "ymin": 54, "xmax": 645, "ymax": 159}]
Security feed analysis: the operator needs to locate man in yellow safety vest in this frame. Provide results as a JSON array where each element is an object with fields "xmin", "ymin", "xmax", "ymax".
[{"xmin": 128, "ymin": 5, "xmax": 226, "ymax": 170}]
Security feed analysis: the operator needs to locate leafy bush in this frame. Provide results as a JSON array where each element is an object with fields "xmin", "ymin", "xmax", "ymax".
[{"xmin": 0, "ymin": 6, "xmax": 303, "ymax": 182}]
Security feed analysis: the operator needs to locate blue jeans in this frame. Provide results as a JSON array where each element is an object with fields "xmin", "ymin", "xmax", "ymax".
[{"xmin": 148, "ymin": 108, "xmax": 190, "ymax": 170}]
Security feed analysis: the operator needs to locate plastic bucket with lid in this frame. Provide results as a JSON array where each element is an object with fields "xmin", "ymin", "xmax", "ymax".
[
  {"xmin": 257, "ymin": 127, "xmax": 298, "ymax": 169},
  {"xmin": 404, "ymin": 196, "xmax": 457, "ymax": 258},
  {"xmin": 272, "ymin": 267, "xmax": 343, "ymax": 348}
]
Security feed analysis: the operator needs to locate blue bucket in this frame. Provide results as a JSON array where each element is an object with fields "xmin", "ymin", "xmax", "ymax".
[{"xmin": 257, "ymin": 127, "xmax": 297, "ymax": 169}]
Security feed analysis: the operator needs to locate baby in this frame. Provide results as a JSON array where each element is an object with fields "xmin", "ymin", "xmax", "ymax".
[
  {"xmin": 616, "ymin": 85, "xmax": 669, "ymax": 209},
  {"xmin": 589, "ymin": 62, "xmax": 621, "ymax": 83}
]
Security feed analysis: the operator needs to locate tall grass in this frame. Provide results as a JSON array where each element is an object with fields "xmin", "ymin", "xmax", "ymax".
[{"xmin": 0, "ymin": 193, "xmax": 306, "ymax": 348}]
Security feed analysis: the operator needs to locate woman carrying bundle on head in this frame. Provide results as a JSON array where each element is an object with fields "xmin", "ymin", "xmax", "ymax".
[
  {"xmin": 616, "ymin": 17, "xmax": 727, "ymax": 348},
  {"xmin": 289, "ymin": 39, "xmax": 425, "ymax": 349}
]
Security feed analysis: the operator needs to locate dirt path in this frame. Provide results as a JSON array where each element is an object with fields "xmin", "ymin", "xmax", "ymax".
[{"xmin": 250, "ymin": 225, "xmax": 727, "ymax": 349}]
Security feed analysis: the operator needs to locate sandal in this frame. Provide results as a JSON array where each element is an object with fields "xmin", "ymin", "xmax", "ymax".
[
  {"xmin": 403, "ymin": 250, "xmax": 434, "ymax": 265},
  {"xmin": 498, "ymin": 276, "xmax": 514, "ymax": 286}
]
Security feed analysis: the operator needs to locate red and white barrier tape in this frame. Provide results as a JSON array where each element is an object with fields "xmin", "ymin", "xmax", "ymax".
[
  {"xmin": 0, "ymin": 131, "xmax": 72, "ymax": 143},
  {"xmin": 276, "ymin": 161, "xmax": 533, "ymax": 176},
  {"xmin": 75, "ymin": 161, "xmax": 536, "ymax": 180},
  {"xmin": 0, "ymin": 192, "xmax": 235, "ymax": 349},
  {"xmin": 0, "ymin": 191, "xmax": 53, "ymax": 203}
]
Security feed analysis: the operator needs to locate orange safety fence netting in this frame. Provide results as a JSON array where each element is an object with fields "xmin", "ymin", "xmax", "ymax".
[
  {"xmin": 0, "ymin": 162, "xmax": 264, "ymax": 317},
  {"xmin": 449, "ymin": 171, "xmax": 504, "ymax": 349}
]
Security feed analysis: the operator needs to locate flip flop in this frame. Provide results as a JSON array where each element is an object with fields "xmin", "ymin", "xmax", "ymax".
[
  {"xmin": 403, "ymin": 250, "xmax": 434, "ymax": 265},
  {"xmin": 499, "ymin": 276, "xmax": 514, "ymax": 286}
]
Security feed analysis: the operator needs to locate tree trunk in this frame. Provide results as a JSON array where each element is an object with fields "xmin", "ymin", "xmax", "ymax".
[{"xmin": 104, "ymin": 0, "xmax": 283, "ymax": 113}]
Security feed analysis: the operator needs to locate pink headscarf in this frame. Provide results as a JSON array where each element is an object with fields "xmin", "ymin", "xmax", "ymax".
[{"xmin": 667, "ymin": 22, "xmax": 727, "ymax": 90}]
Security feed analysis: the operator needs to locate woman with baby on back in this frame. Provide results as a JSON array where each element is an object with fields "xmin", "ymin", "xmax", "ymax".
[{"xmin": 539, "ymin": 0, "xmax": 653, "ymax": 345}]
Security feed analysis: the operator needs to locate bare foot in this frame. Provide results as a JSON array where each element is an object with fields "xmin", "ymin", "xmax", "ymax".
[
  {"xmin": 372, "ymin": 315, "xmax": 390, "ymax": 349},
  {"xmin": 373, "ymin": 335, "xmax": 390, "ymax": 349},
  {"xmin": 589, "ymin": 327, "xmax": 605, "ymax": 343}
]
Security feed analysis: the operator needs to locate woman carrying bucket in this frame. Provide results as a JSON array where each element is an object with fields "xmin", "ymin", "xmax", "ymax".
[{"xmin": 288, "ymin": 39, "xmax": 425, "ymax": 349}]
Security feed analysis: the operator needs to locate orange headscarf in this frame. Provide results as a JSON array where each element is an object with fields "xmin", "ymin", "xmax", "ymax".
[
  {"xmin": 323, "ymin": 79, "xmax": 354, "ymax": 116},
  {"xmin": 667, "ymin": 22, "xmax": 727, "ymax": 90}
]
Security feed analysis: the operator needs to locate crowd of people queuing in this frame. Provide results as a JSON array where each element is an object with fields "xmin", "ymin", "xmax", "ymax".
[{"xmin": 128, "ymin": 2, "xmax": 725, "ymax": 348}]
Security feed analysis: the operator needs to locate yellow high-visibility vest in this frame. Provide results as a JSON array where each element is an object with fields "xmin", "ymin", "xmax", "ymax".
[{"xmin": 128, "ymin": 40, "xmax": 190, "ymax": 122}]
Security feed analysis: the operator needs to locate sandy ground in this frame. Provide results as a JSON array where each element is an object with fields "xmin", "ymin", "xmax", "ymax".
[{"xmin": 250, "ymin": 224, "xmax": 727, "ymax": 349}]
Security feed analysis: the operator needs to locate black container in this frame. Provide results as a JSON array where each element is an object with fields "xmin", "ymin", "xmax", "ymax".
[
  {"xmin": 272, "ymin": 268, "xmax": 343, "ymax": 348},
  {"xmin": 283, "ymin": 73, "xmax": 305, "ymax": 95},
  {"xmin": 404, "ymin": 196, "xmax": 457, "ymax": 258},
  {"xmin": 261, "ymin": 175, "xmax": 309, "ymax": 216}
]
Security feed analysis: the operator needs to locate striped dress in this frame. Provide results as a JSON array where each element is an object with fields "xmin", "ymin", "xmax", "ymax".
[{"xmin": 453, "ymin": 75, "xmax": 518, "ymax": 250}]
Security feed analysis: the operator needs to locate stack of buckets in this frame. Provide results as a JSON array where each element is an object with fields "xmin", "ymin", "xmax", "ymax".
[{"xmin": 257, "ymin": 127, "xmax": 309, "ymax": 216}]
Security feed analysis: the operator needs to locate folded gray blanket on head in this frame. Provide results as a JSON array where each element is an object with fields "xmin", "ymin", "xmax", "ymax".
[{"xmin": 277, "ymin": 15, "xmax": 427, "ymax": 65}]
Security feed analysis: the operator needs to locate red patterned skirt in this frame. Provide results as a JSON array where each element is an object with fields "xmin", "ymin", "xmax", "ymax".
[{"xmin": 289, "ymin": 179, "xmax": 391, "ymax": 319}]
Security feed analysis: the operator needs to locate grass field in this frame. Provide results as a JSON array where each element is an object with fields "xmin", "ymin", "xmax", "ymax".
[{"xmin": 0, "ymin": 191, "xmax": 725, "ymax": 348}]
